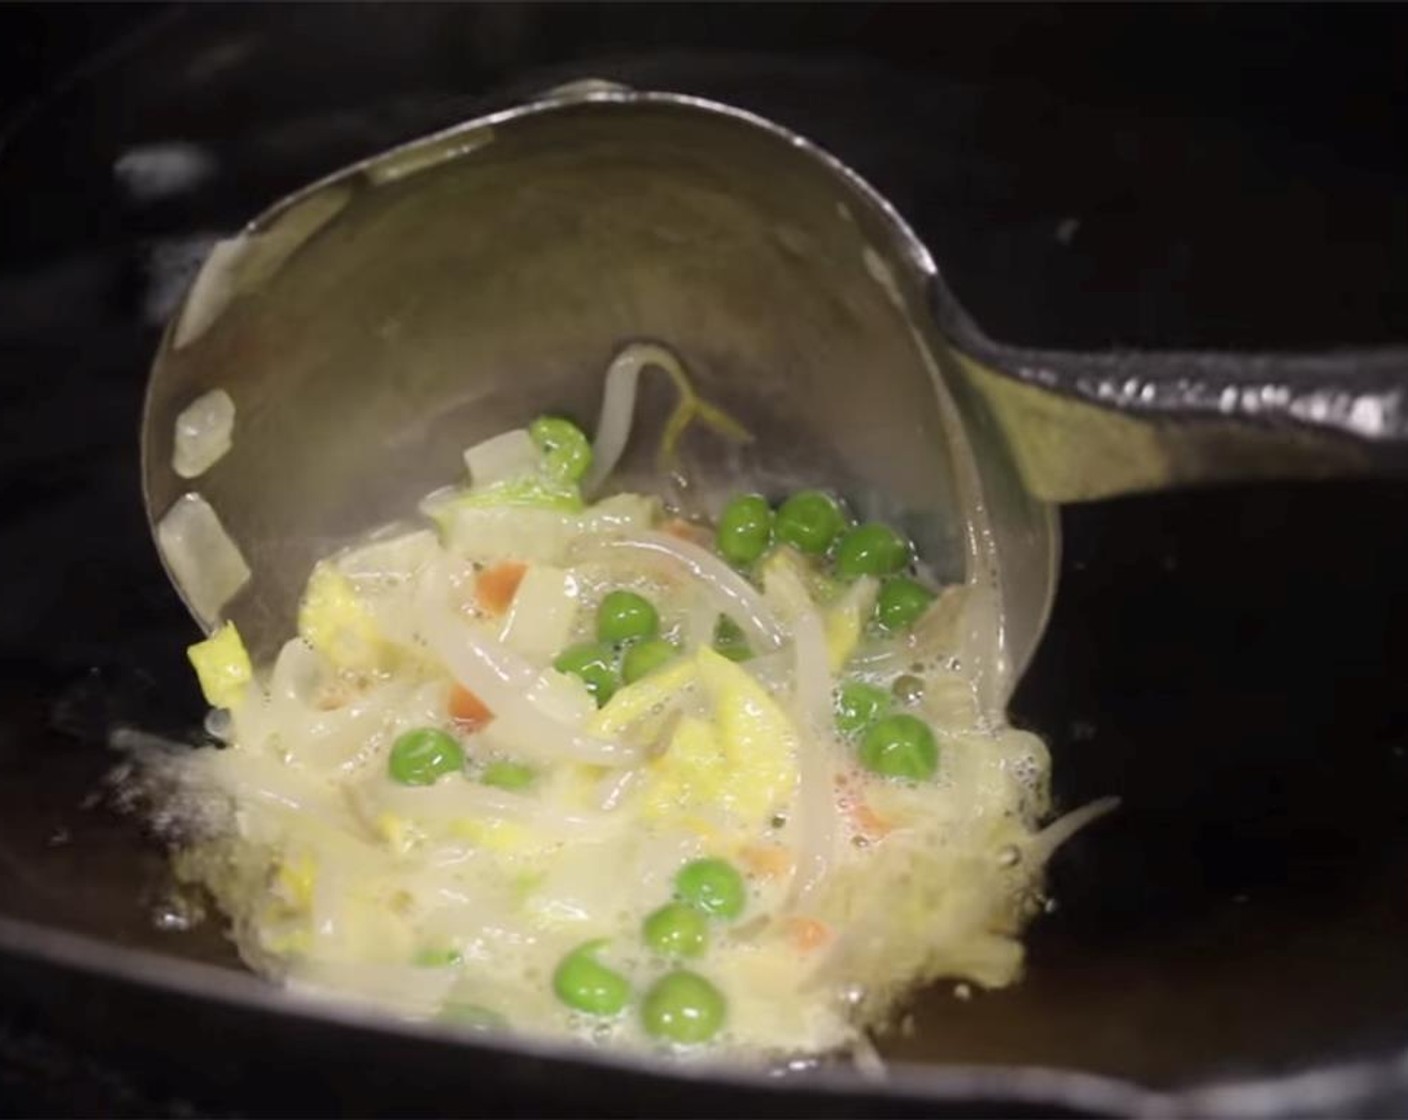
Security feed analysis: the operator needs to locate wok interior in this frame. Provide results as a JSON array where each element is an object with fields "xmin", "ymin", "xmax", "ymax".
[{"xmin": 6, "ymin": 83, "xmax": 1408, "ymax": 1115}]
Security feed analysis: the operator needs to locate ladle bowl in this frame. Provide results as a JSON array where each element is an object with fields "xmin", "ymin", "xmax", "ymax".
[{"xmin": 141, "ymin": 85, "xmax": 1406, "ymax": 712}]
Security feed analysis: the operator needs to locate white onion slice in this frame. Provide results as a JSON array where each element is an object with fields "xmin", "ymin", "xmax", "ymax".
[
  {"xmin": 172, "ymin": 388, "xmax": 235, "ymax": 479},
  {"xmin": 155, "ymin": 492, "xmax": 251, "ymax": 627},
  {"xmin": 497, "ymin": 565, "xmax": 578, "ymax": 663},
  {"xmin": 463, "ymin": 428, "xmax": 538, "ymax": 488},
  {"xmin": 570, "ymin": 531, "xmax": 785, "ymax": 653}
]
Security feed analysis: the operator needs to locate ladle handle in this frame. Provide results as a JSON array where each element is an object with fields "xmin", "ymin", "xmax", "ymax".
[{"xmin": 933, "ymin": 278, "xmax": 1408, "ymax": 503}]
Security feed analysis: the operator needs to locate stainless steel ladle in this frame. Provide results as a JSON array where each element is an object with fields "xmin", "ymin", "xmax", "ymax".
[{"xmin": 140, "ymin": 84, "xmax": 1408, "ymax": 710}]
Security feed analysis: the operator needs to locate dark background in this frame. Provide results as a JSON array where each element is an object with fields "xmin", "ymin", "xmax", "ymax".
[{"xmin": 1, "ymin": 4, "xmax": 1408, "ymax": 1116}]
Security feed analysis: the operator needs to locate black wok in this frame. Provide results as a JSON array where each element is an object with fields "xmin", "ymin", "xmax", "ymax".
[{"xmin": 2, "ymin": 5, "xmax": 1408, "ymax": 1115}]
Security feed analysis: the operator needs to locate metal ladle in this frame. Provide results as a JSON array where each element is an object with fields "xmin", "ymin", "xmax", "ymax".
[{"xmin": 140, "ymin": 84, "xmax": 1408, "ymax": 711}]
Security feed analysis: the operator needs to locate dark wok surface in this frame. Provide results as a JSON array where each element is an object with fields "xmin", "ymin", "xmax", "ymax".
[{"xmin": 2, "ymin": 5, "xmax": 1408, "ymax": 1115}]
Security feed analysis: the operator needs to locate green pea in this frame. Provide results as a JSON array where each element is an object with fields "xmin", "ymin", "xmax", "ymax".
[
  {"xmin": 774, "ymin": 490, "xmax": 846, "ymax": 555},
  {"xmin": 597, "ymin": 590, "xmax": 659, "ymax": 644},
  {"xmin": 859, "ymin": 713, "xmax": 939, "ymax": 781},
  {"xmin": 622, "ymin": 637, "xmax": 680, "ymax": 684},
  {"xmin": 642, "ymin": 903, "xmax": 709, "ymax": 959},
  {"xmin": 674, "ymin": 858, "xmax": 746, "ymax": 920},
  {"xmin": 713, "ymin": 615, "xmax": 752, "ymax": 662},
  {"xmin": 641, "ymin": 970, "xmax": 726, "ymax": 1045},
  {"xmin": 552, "ymin": 940, "xmax": 630, "ymax": 1016},
  {"xmin": 439, "ymin": 1003, "xmax": 508, "ymax": 1032},
  {"xmin": 482, "ymin": 760, "xmax": 535, "ymax": 791},
  {"xmin": 834, "ymin": 522, "xmax": 911, "ymax": 580},
  {"xmin": 553, "ymin": 642, "xmax": 620, "ymax": 707},
  {"xmin": 715, "ymin": 494, "xmax": 773, "ymax": 567},
  {"xmin": 529, "ymin": 415, "xmax": 593, "ymax": 482},
  {"xmin": 388, "ymin": 728, "xmax": 464, "ymax": 786},
  {"xmin": 875, "ymin": 576, "xmax": 936, "ymax": 633},
  {"xmin": 835, "ymin": 681, "xmax": 891, "ymax": 736}
]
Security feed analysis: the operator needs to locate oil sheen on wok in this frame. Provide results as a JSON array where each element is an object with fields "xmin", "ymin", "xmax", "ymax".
[{"xmin": 160, "ymin": 344, "xmax": 1106, "ymax": 1060}]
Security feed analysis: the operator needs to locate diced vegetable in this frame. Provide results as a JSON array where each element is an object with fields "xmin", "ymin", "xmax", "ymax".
[
  {"xmin": 187, "ymin": 621, "xmax": 252, "ymax": 709},
  {"xmin": 552, "ymin": 940, "xmax": 630, "ymax": 1016},
  {"xmin": 641, "ymin": 970, "xmax": 726, "ymax": 1044},
  {"xmin": 674, "ymin": 858, "xmax": 746, "ymax": 920},
  {"xmin": 835, "ymin": 681, "xmax": 890, "ymax": 736},
  {"xmin": 498, "ymin": 564, "xmax": 578, "ymax": 662},
  {"xmin": 475, "ymin": 561, "xmax": 527, "ymax": 616},
  {"xmin": 552, "ymin": 642, "xmax": 620, "ymax": 707},
  {"xmin": 715, "ymin": 494, "xmax": 773, "ymax": 567},
  {"xmin": 388, "ymin": 728, "xmax": 465, "ymax": 786},
  {"xmin": 642, "ymin": 903, "xmax": 708, "ymax": 959},
  {"xmin": 712, "ymin": 615, "xmax": 751, "ymax": 662},
  {"xmin": 858, "ymin": 714, "xmax": 938, "ymax": 781},
  {"xmin": 482, "ymin": 760, "xmax": 535, "ymax": 791},
  {"xmin": 833, "ymin": 523, "xmax": 911, "ymax": 581},
  {"xmin": 739, "ymin": 843, "xmax": 793, "ymax": 880},
  {"xmin": 835, "ymin": 770, "xmax": 896, "ymax": 842},
  {"xmin": 874, "ymin": 576, "xmax": 936, "ymax": 633},
  {"xmin": 621, "ymin": 637, "xmax": 679, "ymax": 684},
  {"xmin": 449, "ymin": 682, "xmax": 494, "ymax": 730},
  {"xmin": 774, "ymin": 490, "xmax": 846, "ymax": 555},
  {"xmin": 155, "ymin": 492, "xmax": 251, "ymax": 627},
  {"xmin": 172, "ymin": 388, "xmax": 235, "ymax": 479},
  {"xmin": 529, "ymin": 416, "xmax": 593, "ymax": 482},
  {"xmin": 597, "ymin": 590, "xmax": 659, "ymax": 644},
  {"xmin": 784, "ymin": 915, "xmax": 831, "ymax": 953},
  {"xmin": 842, "ymin": 795, "xmax": 893, "ymax": 841},
  {"xmin": 463, "ymin": 428, "xmax": 538, "ymax": 488}
]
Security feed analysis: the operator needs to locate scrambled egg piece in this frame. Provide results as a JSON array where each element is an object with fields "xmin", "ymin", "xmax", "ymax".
[
  {"xmin": 274, "ymin": 853, "xmax": 317, "ymax": 909},
  {"xmin": 187, "ymin": 621, "xmax": 252, "ymax": 709},
  {"xmin": 588, "ymin": 658, "xmax": 698, "ymax": 738},
  {"xmin": 637, "ymin": 648, "xmax": 798, "ymax": 830},
  {"xmin": 298, "ymin": 563, "xmax": 383, "ymax": 671}
]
